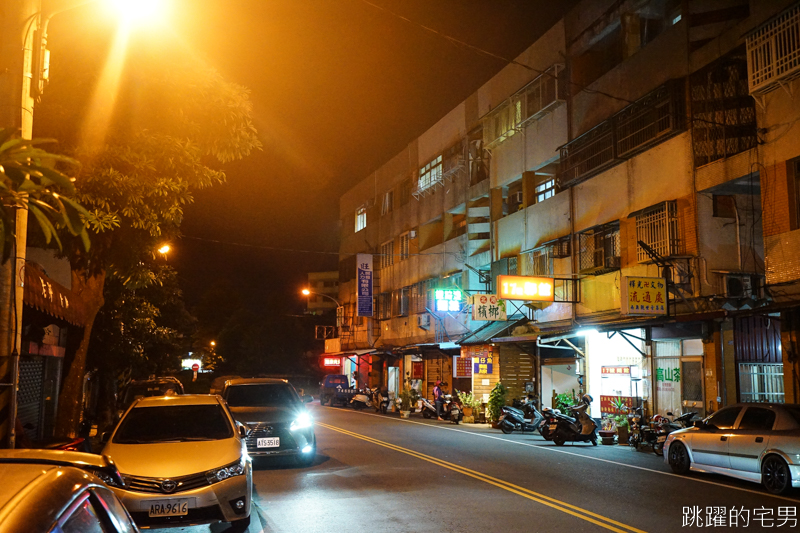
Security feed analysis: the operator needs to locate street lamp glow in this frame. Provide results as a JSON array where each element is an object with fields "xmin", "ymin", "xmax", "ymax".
[
  {"xmin": 109, "ymin": 0, "xmax": 163, "ymax": 23},
  {"xmin": 210, "ymin": 341, "xmax": 216, "ymax": 347},
  {"xmin": 158, "ymin": 244, "xmax": 170, "ymax": 254},
  {"xmin": 301, "ymin": 289, "xmax": 311, "ymax": 296}
]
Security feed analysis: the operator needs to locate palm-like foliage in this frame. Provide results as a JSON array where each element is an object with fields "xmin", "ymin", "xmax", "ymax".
[{"xmin": 0, "ymin": 129, "xmax": 89, "ymax": 262}]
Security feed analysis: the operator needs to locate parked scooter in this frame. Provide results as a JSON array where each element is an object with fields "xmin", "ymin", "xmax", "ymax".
[
  {"xmin": 420, "ymin": 394, "xmax": 462, "ymax": 422},
  {"xmin": 550, "ymin": 395, "xmax": 598, "ymax": 446},
  {"xmin": 627, "ymin": 406, "xmax": 645, "ymax": 448},
  {"xmin": 649, "ymin": 411, "xmax": 696, "ymax": 455},
  {"xmin": 349, "ymin": 388, "xmax": 374, "ymax": 410},
  {"xmin": 372, "ymin": 387, "xmax": 390, "ymax": 414},
  {"xmin": 498, "ymin": 404, "xmax": 544, "ymax": 435},
  {"xmin": 540, "ymin": 407, "xmax": 575, "ymax": 441}
]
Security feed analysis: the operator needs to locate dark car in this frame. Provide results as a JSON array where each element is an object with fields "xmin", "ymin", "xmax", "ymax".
[
  {"xmin": 0, "ymin": 449, "xmax": 138, "ymax": 533},
  {"xmin": 220, "ymin": 378, "xmax": 316, "ymax": 466},
  {"xmin": 117, "ymin": 377, "xmax": 185, "ymax": 418},
  {"xmin": 319, "ymin": 374, "xmax": 357, "ymax": 407}
]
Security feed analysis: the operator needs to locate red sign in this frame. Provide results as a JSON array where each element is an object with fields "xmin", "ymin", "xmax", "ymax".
[
  {"xmin": 600, "ymin": 395, "xmax": 637, "ymax": 414},
  {"xmin": 323, "ymin": 357, "xmax": 342, "ymax": 367},
  {"xmin": 601, "ymin": 366, "xmax": 630, "ymax": 375},
  {"xmin": 191, "ymin": 363, "xmax": 199, "ymax": 372},
  {"xmin": 455, "ymin": 357, "xmax": 472, "ymax": 378},
  {"xmin": 411, "ymin": 361, "xmax": 424, "ymax": 379}
]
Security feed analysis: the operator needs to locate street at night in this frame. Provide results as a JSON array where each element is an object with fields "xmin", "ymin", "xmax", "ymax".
[{"xmin": 155, "ymin": 405, "xmax": 800, "ymax": 533}]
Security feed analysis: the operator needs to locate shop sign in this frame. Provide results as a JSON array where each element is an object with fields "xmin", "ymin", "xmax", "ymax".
[
  {"xmin": 435, "ymin": 289, "xmax": 462, "ymax": 312},
  {"xmin": 600, "ymin": 395, "xmax": 636, "ymax": 414},
  {"xmin": 454, "ymin": 356, "xmax": 472, "ymax": 378},
  {"xmin": 656, "ymin": 367, "xmax": 681, "ymax": 383},
  {"xmin": 323, "ymin": 357, "xmax": 342, "ymax": 367},
  {"xmin": 411, "ymin": 361, "xmax": 424, "ymax": 379},
  {"xmin": 621, "ymin": 276, "xmax": 667, "ymax": 315},
  {"xmin": 461, "ymin": 345, "xmax": 494, "ymax": 374},
  {"xmin": 470, "ymin": 294, "xmax": 507, "ymax": 321},
  {"xmin": 497, "ymin": 275, "xmax": 554, "ymax": 302},
  {"xmin": 356, "ymin": 254, "xmax": 373, "ymax": 317},
  {"xmin": 601, "ymin": 366, "xmax": 631, "ymax": 375}
]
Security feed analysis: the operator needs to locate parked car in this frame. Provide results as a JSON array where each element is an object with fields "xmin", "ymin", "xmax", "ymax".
[
  {"xmin": 220, "ymin": 378, "xmax": 316, "ymax": 466},
  {"xmin": 319, "ymin": 374, "xmax": 357, "ymax": 407},
  {"xmin": 0, "ymin": 449, "xmax": 138, "ymax": 533},
  {"xmin": 664, "ymin": 402, "xmax": 800, "ymax": 494},
  {"xmin": 116, "ymin": 377, "xmax": 184, "ymax": 419},
  {"xmin": 101, "ymin": 394, "xmax": 252, "ymax": 530}
]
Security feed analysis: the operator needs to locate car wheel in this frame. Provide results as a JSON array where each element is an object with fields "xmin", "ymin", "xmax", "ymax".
[
  {"xmin": 668, "ymin": 441, "xmax": 691, "ymax": 475},
  {"xmin": 762, "ymin": 455, "xmax": 792, "ymax": 495},
  {"xmin": 228, "ymin": 515, "xmax": 251, "ymax": 532}
]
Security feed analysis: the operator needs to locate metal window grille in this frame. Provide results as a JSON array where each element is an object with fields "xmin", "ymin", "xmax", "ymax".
[
  {"xmin": 636, "ymin": 201, "xmax": 681, "ymax": 262},
  {"xmin": 483, "ymin": 102, "xmax": 517, "ymax": 147},
  {"xmin": 691, "ymin": 53, "xmax": 757, "ymax": 167},
  {"xmin": 520, "ymin": 247, "xmax": 553, "ymax": 276},
  {"xmin": 380, "ymin": 241, "xmax": 394, "ymax": 269},
  {"xmin": 392, "ymin": 288, "xmax": 409, "ymax": 317},
  {"xmin": 377, "ymin": 293, "xmax": 392, "ymax": 320},
  {"xmin": 415, "ymin": 156, "xmax": 443, "ymax": 198},
  {"xmin": 615, "ymin": 80, "xmax": 685, "ymax": 158},
  {"xmin": 747, "ymin": 3, "xmax": 800, "ymax": 95},
  {"xmin": 738, "ymin": 363, "xmax": 785, "ymax": 403},
  {"xmin": 442, "ymin": 138, "xmax": 468, "ymax": 180},
  {"xmin": 519, "ymin": 64, "xmax": 565, "ymax": 125},
  {"xmin": 355, "ymin": 207, "xmax": 367, "ymax": 232},
  {"xmin": 579, "ymin": 223, "xmax": 620, "ymax": 273},
  {"xmin": 508, "ymin": 257, "xmax": 518, "ymax": 276},
  {"xmin": 559, "ymin": 121, "xmax": 616, "ymax": 188},
  {"xmin": 399, "ymin": 233, "xmax": 410, "ymax": 260}
]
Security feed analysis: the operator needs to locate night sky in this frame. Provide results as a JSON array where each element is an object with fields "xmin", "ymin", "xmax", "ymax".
[{"xmin": 45, "ymin": 0, "xmax": 576, "ymax": 316}]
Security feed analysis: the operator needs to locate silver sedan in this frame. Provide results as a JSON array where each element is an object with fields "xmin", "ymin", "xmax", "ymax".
[{"xmin": 664, "ymin": 403, "xmax": 800, "ymax": 494}]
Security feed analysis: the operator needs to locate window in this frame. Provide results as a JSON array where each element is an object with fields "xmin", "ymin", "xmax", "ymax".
[
  {"xmin": 738, "ymin": 363, "xmax": 785, "ymax": 403},
  {"xmin": 737, "ymin": 407, "xmax": 776, "ymax": 431},
  {"xmin": 746, "ymin": 3, "xmax": 800, "ymax": 95},
  {"xmin": 535, "ymin": 178, "xmax": 556, "ymax": 203},
  {"xmin": 705, "ymin": 406, "xmax": 742, "ymax": 430},
  {"xmin": 521, "ymin": 246, "xmax": 553, "ymax": 276},
  {"xmin": 355, "ymin": 206, "xmax": 367, "ymax": 232},
  {"xmin": 377, "ymin": 293, "xmax": 392, "ymax": 320},
  {"xmin": 417, "ymin": 155, "xmax": 443, "ymax": 195},
  {"xmin": 381, "ymin": 190, "xmax": 393, "ymax": 215},
  {"xmin": 483, "ymin": 102, "xmax": 518, "ymax": 147},
  {"xmin": 411, "ymin": 279, "xmax": 435, "ymax": 314},
  {"xmin": 635, "ymin": 201, "xmax": 680, "ymax": 262},
  {"xmin": 399, "ymin": 232, "xmax": 410, "ymax": 261},
  {"xmin": 579, "ymin": 222, "xmax": 620, "ymax": 273},
  {"xmin": 380, "ymin": 240, "xmax": 394, "ymax": 269},
  {"xmin": 392, "ymin": 288, "xmax": 409, "ymax": 317}
]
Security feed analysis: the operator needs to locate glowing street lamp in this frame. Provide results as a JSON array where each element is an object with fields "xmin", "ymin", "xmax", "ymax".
[
  {"xmin": 301, "ymin": 288, "xmax": 341, "ymax": 307},
  {"xmin": 108, "ymin": 0, "xmax": 165, "ymax": 24},
  {"xmin": 157, "ymin": 244, "xmax": 170, "ymax": 255}
]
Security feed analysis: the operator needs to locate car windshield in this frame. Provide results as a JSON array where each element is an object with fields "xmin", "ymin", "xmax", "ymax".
[
  {"xmin": 225, "ymin": 384, "xmax": 298, "ymax": 407},
  {"xmin": 113, "ymin": 404, "xmax": 233, "ymax": 444}
]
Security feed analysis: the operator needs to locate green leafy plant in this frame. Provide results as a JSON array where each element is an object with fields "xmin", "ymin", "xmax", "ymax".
[
  {"xmin": 487, "ymin": 382, "xmax": 508, "ymax": 422},
  {"xmin": 609, "ymin": 397, "xmax": 629, "ymax": 429},
  {"xmin": 399, "ymin": 387, "xmax": 419, "ymax": 411},
  {"xmin": 554, "ymin": 392, "xmax": 575, "ymax": 412},
  {"xmin": 457, "ymin": 390, "xmax": 483, "ymax": 411}
]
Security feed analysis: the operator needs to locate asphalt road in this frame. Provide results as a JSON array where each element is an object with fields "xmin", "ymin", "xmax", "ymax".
[{"xmin": 156, "ymin": 403, "xmax": 800, "ymax": 533}]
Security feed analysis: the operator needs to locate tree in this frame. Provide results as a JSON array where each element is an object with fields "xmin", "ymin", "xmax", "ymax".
[{"xmin": 35, "ymin": 45, "xmax": 261, "ymax": 436}]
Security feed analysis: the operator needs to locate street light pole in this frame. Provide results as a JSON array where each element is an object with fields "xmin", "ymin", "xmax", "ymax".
[{"xmin": 301, "ymin": 289, "xmax": 342, "ymax": 308}]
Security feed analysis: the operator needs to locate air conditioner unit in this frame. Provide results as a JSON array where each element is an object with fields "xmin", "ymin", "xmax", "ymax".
[
  {"xmin": 724, "ymin": 274, "xmax": 754, "ymax": 298},
  {"xmin": 604, "ymin": 256, "xmax": 621, "ymax": 269},
  {"xmin": 417, "ymin": 314, "xmax": 431, "ymax": 330}
]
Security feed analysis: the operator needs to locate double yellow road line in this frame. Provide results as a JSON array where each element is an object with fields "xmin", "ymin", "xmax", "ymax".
[{"xmin": 317, "ymin": 422, "xmax": 646, "ymax": 533}]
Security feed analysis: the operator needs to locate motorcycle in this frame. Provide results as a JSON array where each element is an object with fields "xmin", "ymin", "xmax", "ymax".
[
  {"xmin": 550, "ymin": 395, "xmax": 598, "ymax": 446},
  {"xmin": 421, "ymin": 394, "xmax": 462, "ymax": 422},
  {"xmin": 498, "ymin": 404, "xmax": 545, "ymax": 435},
  {"xmin": 649, "ymin": 411, "xmax": 696, "ymax": 455},
  {"xmin": 540, "ymin": 407, "xmax": 575, "ymax": 441},
  {"xmin": 349, "ymin": 388, "xmax": 374, "ymax": 410},
  {"xmin": 627, "ymin": 406, "xmax": 645, "ymax": 449},
  {"xmin": 372, "ymin": 387, "xmax": 390, "ymax": 414}
]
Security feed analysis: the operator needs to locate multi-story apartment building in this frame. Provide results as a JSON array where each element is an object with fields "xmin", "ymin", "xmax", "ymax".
[
  {"xmin": 305, "ymin": 271, "xmax": 340, "ymax": 315},
  {"xmin": 332, "ymin": 0, "xmax": 800, "ymax": 418}
]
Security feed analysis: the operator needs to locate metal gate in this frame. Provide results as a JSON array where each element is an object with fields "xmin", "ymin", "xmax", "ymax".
[
  {"xmin": 737, "ymin": 363, "xmax": 784, "ymax": 403},
  {"xmin": 18, "ymin": 357, "xmax": 44, "ymax": 440}
]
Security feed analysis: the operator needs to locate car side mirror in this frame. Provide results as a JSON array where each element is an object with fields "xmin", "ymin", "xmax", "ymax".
[
  {"xmin": 666, "ymin": 412, "xmax": 674, "ymax": 417},
  {"xmin": 303, "ymin": 395, "xmax": 313, "ymax": 403},
  {"xmin": 238, "ymin": 425, "xmax": 248, "ymax": 438},
  {"xmin": 101, "ymin": 431, "xmax": 112, "ymax": 444}
]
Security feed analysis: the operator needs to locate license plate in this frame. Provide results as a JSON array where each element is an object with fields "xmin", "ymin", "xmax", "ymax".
[
  {"xmin": 257, "ymin": 437, "xmax": 280, "ymax": 448},
  {"xmin": 657, "ymin": 436, "xmax": 666, "ymax": 443},
  {"xmin": 147, "ymin": 499, "xmax": 188, "ymax": 518},
  {"xmin": 548, "ymin": 424, "xmax": 558, "ymax": 431}
]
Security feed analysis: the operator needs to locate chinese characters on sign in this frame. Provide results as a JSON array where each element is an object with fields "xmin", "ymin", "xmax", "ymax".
[
  {"xmin": 470, "ymin": 294, "xmax": 507, "ymax": 321},
  {"xmin": 454, "ymin": 356, "xmax": 472, "ymax": 378},
  {"xmin": 461, "ymin": 345, "xmax": 495, "ymax": 375},
  {"xmin": 599, "ymin": 395, "xmax": 636, "ymax": 414},
  {"xmin": 323, "ymin": 357, "xmax": 342, "ymax": 367},
  {"xmin": 356, "ymin": 253, "xmax": 373, "ymax": 317},
  {"xmin": 656, "ymin": 367, "xmax": 681, "ymax": 383},
  {"xmin": 621, "ymin": 276, "xmax": 667, "ymax": 315},
  {"xmin": 601, "ymin": 366, "xmax": 631, "ymax": 375},
  {"xmin": 435, "ymin": 289, "xmax": 462, "ymax": 312},
  {"xmin": 497, "ymin": 275, "xmax": 554, "ymax": 302},
  {"xmin": 682, "ymin": 506, "xmax": 797, "ymax": 528}
]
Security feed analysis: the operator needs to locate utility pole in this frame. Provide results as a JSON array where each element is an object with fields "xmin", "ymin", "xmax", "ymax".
[{"xmin": 0, "ymin": 0, "xmax": 40, "ymax": 449}]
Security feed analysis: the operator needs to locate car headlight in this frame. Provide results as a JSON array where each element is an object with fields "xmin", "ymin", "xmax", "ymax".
[
  {"xmin": 91, "ymin": 469, "xmax": 124, "ymax": 488},
  {"xmin": 206, "ymin": 458, "xmax": 246, "ymax": 484},
  {"xmin": 290, "ymin": 412, "xmax": 312, "ymax": 431}
]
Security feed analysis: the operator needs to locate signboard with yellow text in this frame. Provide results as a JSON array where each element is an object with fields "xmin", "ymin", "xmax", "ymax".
[
  {"xmin": 497, "ymin": 275, "xmax": 554, "ymax": 302},
  {"xmin": 621, "ymin": 276, "xmax": 667, "ymax": 315}
]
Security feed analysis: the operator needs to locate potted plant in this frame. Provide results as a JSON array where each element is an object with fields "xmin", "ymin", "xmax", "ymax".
[
  {"xmin": 398, "ymin": 387, "xmax": 419, "ymax": 419},
  {"xmin": 598, "ymin": 417, "xmax": 616, "ymax": 445},
  {"xmin": 457, "ymin": 391, "xmax": 482, "ymax": 423},
  {"xmin": 487, "ymin": 382, "xmax": 508, "ymax": 427},
  {"xmin": 609, "ymin": 397, "xmax": 630, "ymax": 445}
]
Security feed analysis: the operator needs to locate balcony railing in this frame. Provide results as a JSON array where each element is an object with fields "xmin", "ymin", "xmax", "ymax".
[
  {"xmin": 747, "ymin": 3, "xmax": 800, "ymax": 95},
  {"xmin": 635, "ymin": 201, "xmax": 681, "ymax": 262},
  {"xmin": 560, "ymin": 79, "xmax": 685, "ymax": 188}
]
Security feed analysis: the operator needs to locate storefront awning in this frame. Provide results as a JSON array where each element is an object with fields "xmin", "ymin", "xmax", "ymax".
[
  {"xmin": 23, "ymin": 262, "xmax": 86, "ymax": 326},
  {"xmin": 458, "ymin": 315, "xmax": 528, "ymax": 345}
]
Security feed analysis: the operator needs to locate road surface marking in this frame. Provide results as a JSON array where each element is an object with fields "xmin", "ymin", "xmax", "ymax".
[
  {"xmin": 325, "ymin": 407, "xmax": 800, "ymax": 503},
  {"xmin": 318, "ymin": 421, "xmax": 646, "ymax": 533}
]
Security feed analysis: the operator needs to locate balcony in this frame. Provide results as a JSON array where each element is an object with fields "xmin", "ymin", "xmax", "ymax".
[
  {"xmin": 560, "ymin": 79, "xmax": 685, "ymax": 188},
  {"xmin": 747, "ymin": 3, "xmax": 800, "ymax": 96}
]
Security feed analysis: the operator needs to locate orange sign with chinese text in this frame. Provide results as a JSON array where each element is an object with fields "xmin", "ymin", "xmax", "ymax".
[{"xmin": 497, "ymin": 275, "xmax": 555, "ymax": 302}]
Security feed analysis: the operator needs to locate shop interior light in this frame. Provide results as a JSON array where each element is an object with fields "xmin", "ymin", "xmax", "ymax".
[{"xmin": 576, "ymin": 328, "xmax": 599, "ymax": 336}]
